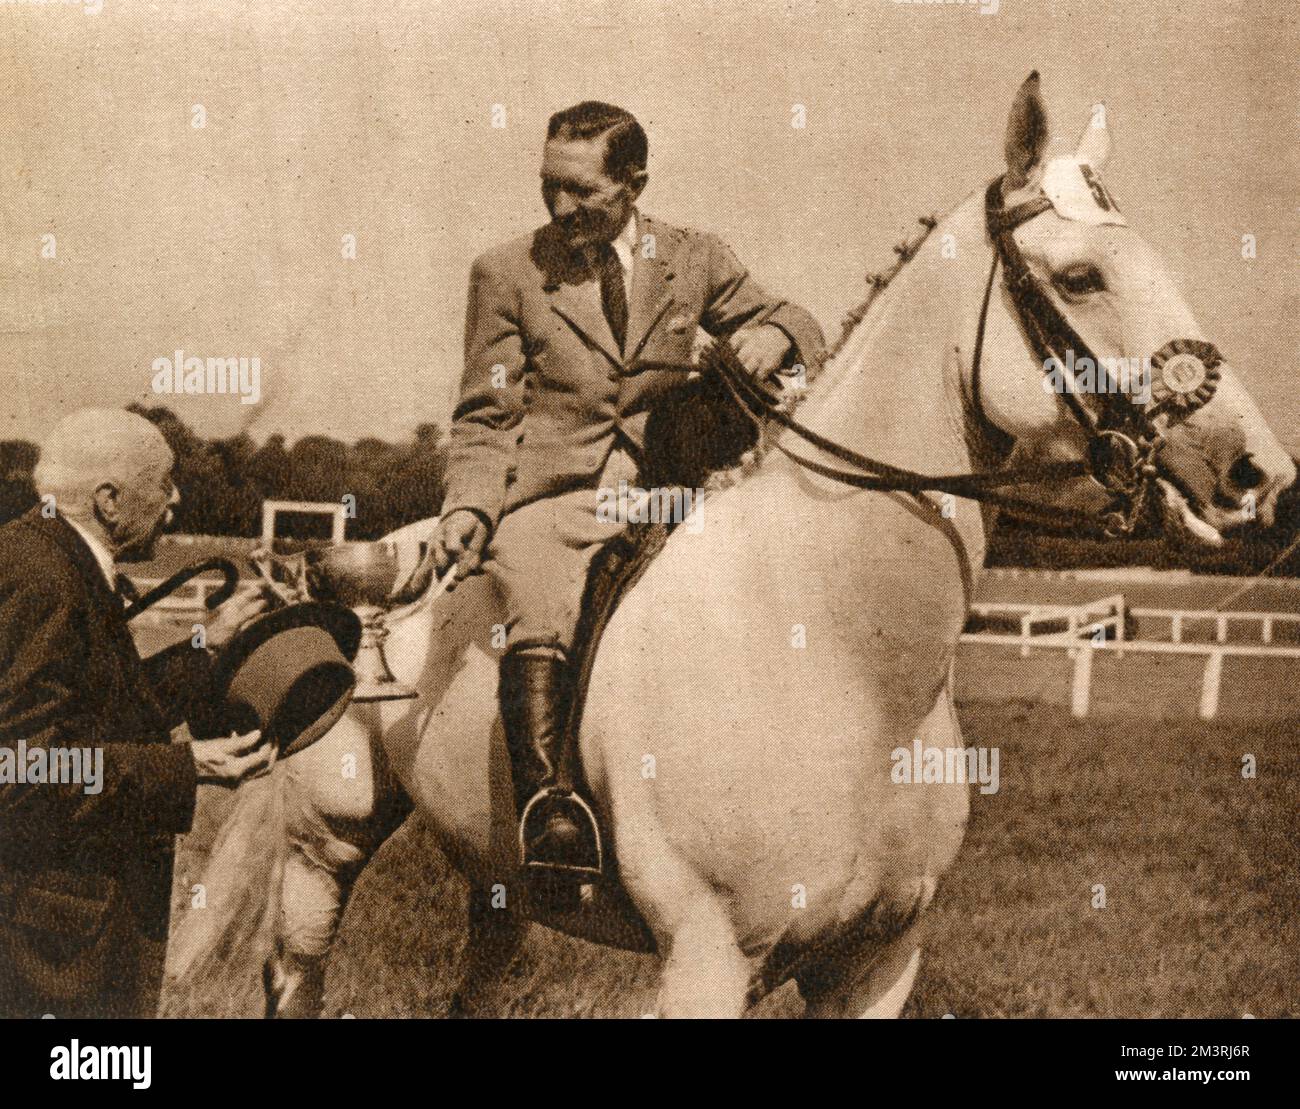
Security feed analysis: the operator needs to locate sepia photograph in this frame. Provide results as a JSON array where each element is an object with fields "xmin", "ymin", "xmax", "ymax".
[{"xmin": 0, "ymin": 0, "xmax": 1295, "ymax": 1087}]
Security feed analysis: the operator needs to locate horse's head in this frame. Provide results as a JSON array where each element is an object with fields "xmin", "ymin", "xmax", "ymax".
[{"xmin": 975, "ymin": 72, "xmax": 1294, "ymax": 545}]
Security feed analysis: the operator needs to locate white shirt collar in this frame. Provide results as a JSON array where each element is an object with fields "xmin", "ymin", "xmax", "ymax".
[{"xmin": 64, "ymin": 516, "xmax": 116, "ymax": 590}]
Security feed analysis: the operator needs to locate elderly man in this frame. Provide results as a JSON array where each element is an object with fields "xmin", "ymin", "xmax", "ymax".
[
  {"xmin": 0, "ymin": 408, "xmax": 272, "ymax": 1018},
  {"xmin": 401, "ymin": 101, "xmax": 824, "ymax": 880}
]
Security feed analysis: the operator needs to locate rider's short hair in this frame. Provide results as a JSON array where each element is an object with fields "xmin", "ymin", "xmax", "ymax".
[{"xmin": 546, "ymin": 101, "xmax": 648, "ymax": 184}]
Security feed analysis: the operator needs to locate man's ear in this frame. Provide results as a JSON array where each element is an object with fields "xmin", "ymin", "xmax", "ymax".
[
  {"xmin": 91, "ymin": 481, "xmax": 121, "ymax": 525},
  {"xmin": 627, "ymin": 170, "xmax": 648, "ymax": 201}
]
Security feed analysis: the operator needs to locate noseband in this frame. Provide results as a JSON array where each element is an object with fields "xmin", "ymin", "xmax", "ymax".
[{"xmin": 709, "ymin": 174, "xmax": 1223, "ymax": 540}]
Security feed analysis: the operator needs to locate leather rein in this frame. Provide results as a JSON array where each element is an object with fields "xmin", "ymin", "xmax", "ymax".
[{"xmin": 710, "ymin": 175, "xmax": 1221, "ymax": 540}]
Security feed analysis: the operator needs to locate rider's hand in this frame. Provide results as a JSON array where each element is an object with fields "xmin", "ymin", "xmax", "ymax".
[
  {"xmin": 434, "ymin": 510, "xmax": 491, "ymax": 591},
  {"xmin": 203, "ymin": 584, "xmax": 269, "ymax": 651},
  {"xmin": 390, "ymin": 509, "xmax": 490, "ymax": 603},
  {"xmin": 190, "ymin": 730, "xmax": 275, "ymax": 787},
  {"xmin": 730, "ymin": 323, "xmax": 792, "ymax": 380}
]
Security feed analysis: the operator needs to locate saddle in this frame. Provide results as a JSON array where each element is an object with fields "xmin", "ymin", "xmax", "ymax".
[{"xmin": 560, "ymin": 356, "xmax": 762, "ymax": 772}]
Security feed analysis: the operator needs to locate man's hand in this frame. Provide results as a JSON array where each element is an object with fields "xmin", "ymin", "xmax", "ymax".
[
  {"xmin": 190, "ymin": 729, "xmax": 275, "ymax": 787},
  {"xmin": 390, "ymin": 509, "xmax": 490, "ymax": 603},
  {"xmin": 730, "ymin": 324, "xmax": 792, "ymax": 379},
  {"xmin": 204, "ymin": 584, "xmax": 269, "ymax": 651}
]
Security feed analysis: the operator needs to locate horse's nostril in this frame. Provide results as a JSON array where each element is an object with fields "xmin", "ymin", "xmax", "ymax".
[{"xmin": 1227, "ymin": 454, "xmax": 1266, "ymax": 491}]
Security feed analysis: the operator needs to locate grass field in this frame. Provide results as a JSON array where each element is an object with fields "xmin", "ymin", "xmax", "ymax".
[{"xmin": 219, "ymin": 701, "xmax": 1294, "ymax": 1019}]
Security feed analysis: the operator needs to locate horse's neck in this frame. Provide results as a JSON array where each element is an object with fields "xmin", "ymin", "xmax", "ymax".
[
  {"xmin": 764, "ymin": 194, "xmax": 994, "ymax": 580},
  {"xmin": 794, "ymin": 197, "xmax": 987, "ymax": 479}
]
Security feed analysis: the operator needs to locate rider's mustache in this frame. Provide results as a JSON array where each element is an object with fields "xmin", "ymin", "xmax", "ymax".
[{"xmin": 553, "ymin": 211, "xmax": 613, "ymax": 242}]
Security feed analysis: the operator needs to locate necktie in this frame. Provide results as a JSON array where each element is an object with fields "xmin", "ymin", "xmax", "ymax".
[{"xmin": 596, "ymin": 243, "xmax": 628, "ymax": 353}]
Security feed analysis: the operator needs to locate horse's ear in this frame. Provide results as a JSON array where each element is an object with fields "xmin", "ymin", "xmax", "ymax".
[
  {"xmin": 1073, "ymin": 103, "xmax": 1113, "ymax": 170},
  {"xmin": 1004, "ymin": 71, "xmax": 1049, "ymax": 191}
]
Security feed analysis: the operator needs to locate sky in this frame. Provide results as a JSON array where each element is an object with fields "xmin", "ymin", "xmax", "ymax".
[{"xmin": 2, "ymin": 0, "xmax": 1298, "ymax": 452}]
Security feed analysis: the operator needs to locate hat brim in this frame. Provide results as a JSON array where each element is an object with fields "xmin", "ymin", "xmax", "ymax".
[
  {"xmin": 213, "ymin": 601, "xmax": 362, "ymax": 686},
  {"xmin": 209, "ymin": 602, "xmax": 363, "ymax": 755}
]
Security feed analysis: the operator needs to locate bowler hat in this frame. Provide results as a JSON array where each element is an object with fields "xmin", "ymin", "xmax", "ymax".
[{"xmin": 208, "ymin": 602, "xmax": 363, "ymax": 756}]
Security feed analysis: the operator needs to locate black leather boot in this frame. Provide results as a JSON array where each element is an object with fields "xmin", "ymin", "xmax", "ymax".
[{"xmin": 498, "ymin": 649, "xmax": 602, "ymax": 878}]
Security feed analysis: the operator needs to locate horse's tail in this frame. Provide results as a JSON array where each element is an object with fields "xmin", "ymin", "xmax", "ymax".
[{"xmin": 161, "ymin": 764, "xmax": 289, "ymax": 1017}]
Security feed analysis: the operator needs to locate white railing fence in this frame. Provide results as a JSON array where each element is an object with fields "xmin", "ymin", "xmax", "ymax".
[{"xmin": 961, "ymin": 594, "xmax": 1300, "ymax": 720}]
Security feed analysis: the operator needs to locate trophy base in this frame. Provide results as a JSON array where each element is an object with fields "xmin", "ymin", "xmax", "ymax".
[{"xmin": 352, "ymin": 680, "xmax": 419, "ymax": 703}]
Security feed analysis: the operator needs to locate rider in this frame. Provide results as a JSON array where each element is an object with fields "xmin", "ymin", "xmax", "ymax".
[{"xmin": 401, "ymin": 101, "xmax": 824, "ymax": 881}]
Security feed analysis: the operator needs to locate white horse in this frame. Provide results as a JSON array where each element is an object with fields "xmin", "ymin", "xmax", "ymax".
[{"xmin": 167, "ymin": 74, "xmax": 1295, "ymax": 1018}]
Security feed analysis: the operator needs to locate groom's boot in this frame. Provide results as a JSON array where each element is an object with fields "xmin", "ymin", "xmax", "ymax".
[{"xmin": 498, "ymin": 647, "xmax": 602, "ymax": 879}]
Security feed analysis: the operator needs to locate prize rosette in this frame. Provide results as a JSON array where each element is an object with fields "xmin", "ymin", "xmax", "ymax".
[{"xmin": 1148, "ymin": 338, "xmax": 1221, "ymax": 413}]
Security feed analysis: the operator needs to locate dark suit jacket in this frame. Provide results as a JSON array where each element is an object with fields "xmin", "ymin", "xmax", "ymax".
[
  {"xmin": 0, "ymin": 508, "xmax": 209, "ymax": 1017},
  {"xmin": 440, "ymin": 212, "xmax": 826, "ymax": 530}
]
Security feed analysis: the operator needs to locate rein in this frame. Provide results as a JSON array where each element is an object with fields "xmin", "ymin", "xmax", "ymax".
[
  {"xmin": 708, "ymin": 340, "xmax": 1104, "ymax": 535},
  {"xmin": 710, "ymin": 175, "xmax": 1221, "ymax": 539}
]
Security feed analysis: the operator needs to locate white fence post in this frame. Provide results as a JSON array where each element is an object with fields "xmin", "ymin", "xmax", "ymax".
[
  {"xmin": 262, "ymin": 499, "xmax": 348, "ymax": 545},
  {"xmin": 1071, "ymin": 642, "xmax": 1093, "ymax": 718},
  {"xmin": 1199, "ymin": 651, "xmax": 1224, "ymax": 720}
]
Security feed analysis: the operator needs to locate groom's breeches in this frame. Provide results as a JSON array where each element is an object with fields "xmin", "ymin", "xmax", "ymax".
[{"xmin": 487, "ymin": 447, "xmax": 637, "ymax": 654}]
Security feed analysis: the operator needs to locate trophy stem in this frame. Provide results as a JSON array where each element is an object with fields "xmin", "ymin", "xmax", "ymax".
[{"xmin": 351, "ymin": 605, "xmax": 418, "ymax": 702}]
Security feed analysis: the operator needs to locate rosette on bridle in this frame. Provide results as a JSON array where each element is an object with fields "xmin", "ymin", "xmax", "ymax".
[{"xmin": 1147, "ymin": 338, "xmax": 1222, "ymax": 415}]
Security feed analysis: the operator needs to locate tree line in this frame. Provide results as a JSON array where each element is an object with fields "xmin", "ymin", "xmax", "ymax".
[{"xmin": 3, "ymin": 406, "xmax": 1300, "ymax": 575}]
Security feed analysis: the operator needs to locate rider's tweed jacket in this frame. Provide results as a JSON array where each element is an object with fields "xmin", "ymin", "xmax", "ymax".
[
  {"xmin": 440, "ymin": 212, "xmax": 825, "ymax": 530},
  {"xmin": 0, "ymin": 509, "xmax": 212, "ymax": 1017}
]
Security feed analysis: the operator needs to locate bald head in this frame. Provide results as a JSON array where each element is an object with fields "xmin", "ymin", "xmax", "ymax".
[
  {"xmin": 35, "ymin": 409, "xmax": 178, "ymax": 559},
  {"xmin": 35, "ymin": 409, "xmax": 171, "ymax": 510}
]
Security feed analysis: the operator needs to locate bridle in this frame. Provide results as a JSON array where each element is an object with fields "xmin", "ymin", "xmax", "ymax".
[
  {"xmin": 710, "ymin": 173, "xmax": 1224, "ymax": 539},
  {"xmin": 982, "ymin": 175, "xmax": 1223, "ymax": 535}
]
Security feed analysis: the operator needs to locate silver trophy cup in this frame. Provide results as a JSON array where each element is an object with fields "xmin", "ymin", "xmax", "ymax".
[{"xmin": 302, "ymin": 541, "xmax": 424, "ymax": 702}]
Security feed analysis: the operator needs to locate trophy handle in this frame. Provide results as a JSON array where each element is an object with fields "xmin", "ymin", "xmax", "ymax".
[
  {"xmin": 386, "ymin": 539, "xmax": 433, "ymax": 607},
  {"xmin": 248, "ymin": 549, "xmax": 309, "ymax": 607}
]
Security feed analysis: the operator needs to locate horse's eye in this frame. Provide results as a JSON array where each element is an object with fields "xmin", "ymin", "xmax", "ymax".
[{"xmin": 1053, "ymin": 265, "xmax": 1106, "ymax": 299}]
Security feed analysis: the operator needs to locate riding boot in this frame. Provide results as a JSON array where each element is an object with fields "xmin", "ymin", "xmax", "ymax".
[{"xmin": 498, "ymin": 648, "xmax": 602, "ymax": 878}]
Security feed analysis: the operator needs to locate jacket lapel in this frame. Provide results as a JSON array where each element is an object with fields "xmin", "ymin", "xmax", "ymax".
[
  {"xmin": 42, "ymin": 512, "xmax": 139, "ymax": 649},
  {"xmin": 537, "ymin": 215, "xmax": 679, "ymax": 370},
  {"xmin": 532, "ymin": 223, "xmax": 624, "ymax": 369},
  {"xmin": 46, "ymin": 514, "xmax": 168, "ymax": 726},
  {"xmin": 548, "ymin": 278, "xmax": 624, "ymax": 370},
  {"xmin": 623, "ymin": 213, "xmax": 677, "ymax": 364}
]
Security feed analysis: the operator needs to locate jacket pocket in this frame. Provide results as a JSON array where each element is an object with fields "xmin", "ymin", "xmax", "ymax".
[
  {"xmin": 0, "ymin": 870, "xmax": 114, "ymax": 939},
  {"xmin": 634, "ymin": 316, "xmax": 698, "ymax": 372}
]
